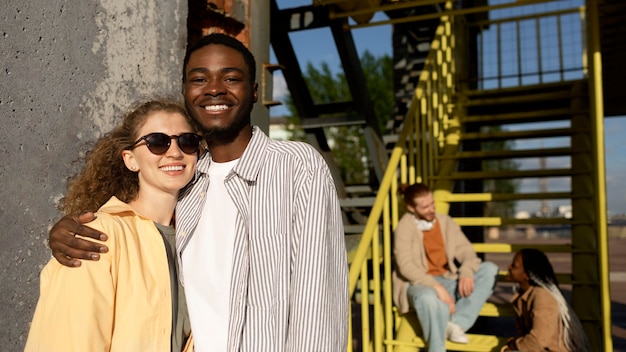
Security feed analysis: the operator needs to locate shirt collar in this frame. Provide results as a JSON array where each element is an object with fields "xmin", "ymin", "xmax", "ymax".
[
  {"xmin": 196, "ymin": 125, "xmax": 269, "ymax": 182},
  {"xmin": 98, "ymin": 196, "xmax": 142, "ymax": 217},
  {"xmin": 512, "ymin": 284, "xmax": 536, "ymax": 303}
]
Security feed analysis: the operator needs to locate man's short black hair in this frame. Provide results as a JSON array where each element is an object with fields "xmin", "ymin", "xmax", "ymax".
[{"xmin": 182, "ymin": 33, "xmax": 257, "ymax": 84}]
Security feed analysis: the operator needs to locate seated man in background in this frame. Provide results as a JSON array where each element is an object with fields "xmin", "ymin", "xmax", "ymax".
[{"xmin": 392, "ymin": 183, "xmax": 499, "ymax": 352}]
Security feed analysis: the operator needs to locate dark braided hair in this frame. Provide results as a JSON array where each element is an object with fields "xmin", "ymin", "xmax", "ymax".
[
  {"xmin": 517, "ymin": 248, "xmax": 591, "ymax": 351},
  {"xmin": 518, "ymin": 248, "xmax": 559, "ymax": 287}
]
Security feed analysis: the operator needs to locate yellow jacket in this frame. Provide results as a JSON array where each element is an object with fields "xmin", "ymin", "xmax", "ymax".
[{"xmin": 25, "ymin": 197, "xmax": 191, "ymax": 352}]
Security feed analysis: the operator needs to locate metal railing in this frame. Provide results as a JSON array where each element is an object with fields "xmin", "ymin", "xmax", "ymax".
[
  {"xmin": 470, "ymin": 6, "xmax": 588, "ymax": 89},
  {"xmin": 346, "ymin": 1, "xmax": 611, "ymax": 351},
  {"xmin": 347, "ymin": 3, "xmax": 458, "ymax": 351}
]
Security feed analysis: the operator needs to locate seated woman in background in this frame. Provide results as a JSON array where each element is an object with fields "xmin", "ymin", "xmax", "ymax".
[
  {"xmin": 25, "ymin": 99, "xmax": 201, "ymax": 351},
  {"xmin": 501, "ymin": 248, "xmax": 591, "ymax": 352}
]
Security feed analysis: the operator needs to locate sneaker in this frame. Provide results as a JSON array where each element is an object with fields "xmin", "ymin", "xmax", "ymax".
[{"xmin": 446, "ymin": 322, "xmax": 469, "ymax": 344}]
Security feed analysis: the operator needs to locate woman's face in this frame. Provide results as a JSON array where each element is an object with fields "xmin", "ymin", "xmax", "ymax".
[
  {"xmin": 507, "ymin": 252, "xmax": 529, "ymax": 284},
  {"xmin": 123, "ymin": 111, "xmax": 198, "ymax": 197}
]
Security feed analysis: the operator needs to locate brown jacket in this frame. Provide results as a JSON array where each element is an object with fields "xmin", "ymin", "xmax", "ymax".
[
  {"xmin": 392, "ymin": 213, "xmax": 481, "ymax": 314},
  {"xmin": 507, "ymin": 285, "xmax": 568, "ymax": 352}
]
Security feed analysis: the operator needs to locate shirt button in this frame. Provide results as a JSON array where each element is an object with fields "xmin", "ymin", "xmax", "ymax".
[{"xmin": 200, "ymin": 192, "xmax": 205, "ymax": 198}]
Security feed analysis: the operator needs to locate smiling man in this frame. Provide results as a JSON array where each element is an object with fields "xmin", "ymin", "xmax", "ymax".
[
  {"xmin": 48, "ymin": 33, "xmax": 349, "ymax": 352},
  {"xmin": 392, "ymin": 183, "xmax": 498, "ymax": 352}
]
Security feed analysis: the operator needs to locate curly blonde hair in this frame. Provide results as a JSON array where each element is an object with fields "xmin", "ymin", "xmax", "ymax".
[{"xmin": 60, "ymin": 99, "xmax": 194, "ymax": 215}]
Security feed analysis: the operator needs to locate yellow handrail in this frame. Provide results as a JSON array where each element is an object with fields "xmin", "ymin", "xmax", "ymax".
[
  {"xmin": 346, "ymin": 1, "xmax": 611, "ymax": 351},
  {"xmin": 347, "ymin": 3, "xmax": 458, "ymax": 351},
  {"xmin": 585, "ymin": 0, "xmax": 612, "ymax": 349}
]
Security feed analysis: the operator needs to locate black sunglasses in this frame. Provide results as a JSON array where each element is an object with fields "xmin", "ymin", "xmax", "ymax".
[{"xmin": 128, "ymin": 132, "xmax": 203, "ymax": 155}]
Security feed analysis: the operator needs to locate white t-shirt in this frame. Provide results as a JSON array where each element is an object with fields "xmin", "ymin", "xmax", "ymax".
[{"xmin": 181, "ymin": 158, "xmax": 238, "ymax": 351}]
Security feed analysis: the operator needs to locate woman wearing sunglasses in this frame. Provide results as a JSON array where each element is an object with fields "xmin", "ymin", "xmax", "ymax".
[{"xmin": 25, "ymin": 99, "xmax": 201, "ymax": 351}]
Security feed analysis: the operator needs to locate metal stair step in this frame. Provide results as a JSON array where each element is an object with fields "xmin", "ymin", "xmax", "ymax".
[
  {"xmin": 344, "ymin": 224, "xmax": 366, "ymax": 234},
  {"xmin": 462, "ymin": 90, "xmax": 576, "ymax": 107},
  {"xmin": 452, "ymin": 216, "xmax": 581, "ymax": 227},
  {"xmin": 436, "ymin": 191, "xmax": 587, "ymax": 202},
  {"xmin": 460, "ymin": 127, "xmax": 583, "ymax": 141},
  {"xmin": 392, "ymin": 311, "xmax": 509, "ymax": 351},
  {"xmin": 382, "ymin": 134, "xmax": 399, "ymax": 146},
  {"xmin": 339, "ymin": 197, "xmax": 376, "ymax": 208},
  {"xmin": 344, "ymin": 184, "xmax": 374, "ymax": 195},
  {"xmin": 460, "ymin": 107, "xmax": 580, "ymax": 125},
  {"xmin": 461, "ymin": 80, "xmax": 580, "ymax": 99},
  {"xmin": 431, "ymin": 167, "xmax": 586, "ymax": 180},
  {"xmin": 436, "ymin": 146, "xmax": 582, "ymax": 160}
]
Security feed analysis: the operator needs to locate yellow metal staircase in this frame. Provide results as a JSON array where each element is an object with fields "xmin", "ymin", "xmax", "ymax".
[{"xmin": 346, "ymin": 1, "xmax": 611, "ymax": 351}]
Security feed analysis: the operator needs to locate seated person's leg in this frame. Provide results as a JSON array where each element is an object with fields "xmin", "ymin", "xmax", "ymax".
[
  {"xmin": 407, "ymin": 284, "xmax": 449, "ymax": 352},
  {"xmin": 433, "ymin": 276, "xmax": 470, "ymax": 344},
  {"xmin": 453, "ymin": 261, "xmax": 499, "ymax": 330}
]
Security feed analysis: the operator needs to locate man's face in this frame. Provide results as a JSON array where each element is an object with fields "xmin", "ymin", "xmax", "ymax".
[
  {"xmin": 408, "ymin": 192, "xmax": 436, "ymax": 221},
  {"xmin": 183, "ymin": 44, "xmax": 258, "ymax": 142}
]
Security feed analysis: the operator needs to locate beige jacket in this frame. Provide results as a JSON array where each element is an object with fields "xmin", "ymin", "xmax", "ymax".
[
  {"xmin": 392, "ymin": 213, "xmax": 481, "ymax": 314},
  {"xmin": 507, "ymin": 285, "xmax": 568, "ymax": 352}
]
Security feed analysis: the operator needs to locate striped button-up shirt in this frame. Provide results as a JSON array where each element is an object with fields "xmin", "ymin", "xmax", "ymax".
[{"xmin": 176, "ymin": 126, "xmax": 349, "ymax": 351}]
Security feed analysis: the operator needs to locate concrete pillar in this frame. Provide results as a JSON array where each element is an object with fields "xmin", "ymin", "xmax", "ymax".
[
  {"xmin": 249, "ymin": 0, "xmax": 271, "ymax": 134},
  {"xmin": 0, "ymin": 1, "xmax": 187, "ymax": 349}
]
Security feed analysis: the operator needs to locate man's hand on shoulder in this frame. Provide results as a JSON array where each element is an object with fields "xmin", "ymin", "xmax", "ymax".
[{"xmin": 49, "ymin": 212, "xmax": 109, "ymax": 267}]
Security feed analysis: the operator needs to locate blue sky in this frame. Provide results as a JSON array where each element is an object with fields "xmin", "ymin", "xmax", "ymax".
[{"xmin": 271, "ymin": 0, "xmax": 626, "ymax": 216}]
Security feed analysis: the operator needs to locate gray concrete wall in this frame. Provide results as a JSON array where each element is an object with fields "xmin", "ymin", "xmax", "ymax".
[{"xmin": 0, "ymin": 1, "xmax": 188, "ymax": 349}]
